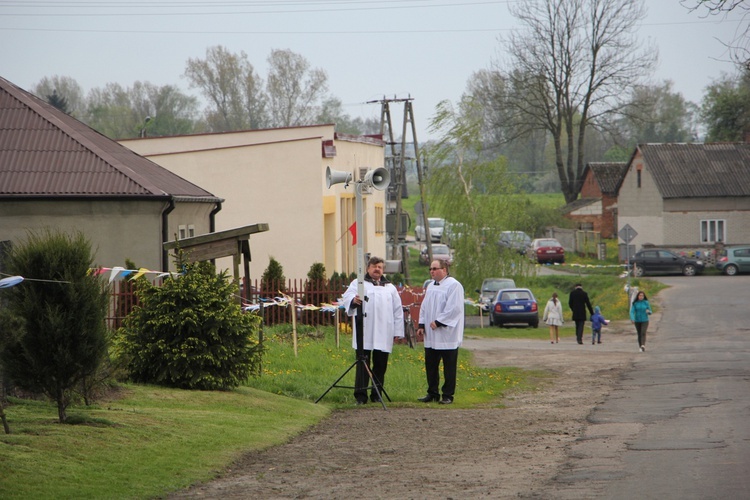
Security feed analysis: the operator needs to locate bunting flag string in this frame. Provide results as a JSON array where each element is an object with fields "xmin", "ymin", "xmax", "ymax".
[{"xmin": 88, "ymin": 267, "xmax": 183, "ymax": 282}]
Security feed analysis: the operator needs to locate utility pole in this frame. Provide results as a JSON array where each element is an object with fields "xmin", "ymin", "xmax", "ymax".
[{"xmin": 368, "ymin": 96, "xmax": 430, "ymax": 285}]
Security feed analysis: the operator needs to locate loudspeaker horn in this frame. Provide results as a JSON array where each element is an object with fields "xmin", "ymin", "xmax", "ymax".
[
  {"xmin": 363, "ymin": 167, "xmax": 390, "ymax": 191},
  {"xmin": 326, "ymin": 166, "xmax": 352, "ymax": 188}
]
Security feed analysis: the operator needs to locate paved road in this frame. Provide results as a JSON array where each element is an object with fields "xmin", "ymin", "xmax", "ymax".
[{"xmin": 554, "ymin": 274, "xmax": 750, "ymax": 499}]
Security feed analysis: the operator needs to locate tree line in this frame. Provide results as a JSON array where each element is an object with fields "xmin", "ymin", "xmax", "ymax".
[
  {"xmin": 32, "ymin": 0, "xmax": 750, "ymax": 202},
  {"xmin": 33, "ymin": 46, "xmax": 380, "ymax": 140}
]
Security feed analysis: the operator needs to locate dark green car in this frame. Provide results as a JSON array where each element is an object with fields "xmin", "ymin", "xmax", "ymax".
[{"xmin": 716, "ymin": 246, "xmax": 750, "ymax": 276}]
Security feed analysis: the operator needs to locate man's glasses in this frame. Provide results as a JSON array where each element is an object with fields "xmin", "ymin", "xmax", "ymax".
[{"xmin": 429, "ymin": 267, "xmax": 442, "ymax": 271}]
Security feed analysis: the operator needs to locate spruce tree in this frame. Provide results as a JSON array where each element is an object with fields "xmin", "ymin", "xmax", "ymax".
[{"xmin": 0, "ymin": 230, "xmax": 108, "ymax": 423}]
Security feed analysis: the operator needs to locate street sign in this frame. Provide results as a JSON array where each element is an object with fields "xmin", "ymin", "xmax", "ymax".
[{"xmin": 619, "ymin": 224, "xmax": 637, "ymax": 243}]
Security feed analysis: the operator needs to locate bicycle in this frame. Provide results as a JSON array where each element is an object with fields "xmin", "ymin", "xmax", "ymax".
[{"xmin": 402, "ymin": 304, "xmax": 417, "ymax": 348}]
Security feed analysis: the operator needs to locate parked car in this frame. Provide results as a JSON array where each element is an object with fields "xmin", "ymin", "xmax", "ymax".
[
  {"xmin": 498, "ymin": 231, "xmax": 531, "ymax": 255},
  {"xmin": 630, "ymin": 249, "xmax": 705, "ymax": 277},
  {"xmin": 716, "ymin": 246, "xmax": 750, "ymax": 275},
  {"xmin": 476, "ymin": 277, "xmax": 516, "ymax": 312},
  {"xmin": 415, "ymin": 217, "xmax": 445, "ymax": 242},
  {"xmin": 529, "ymin": 238, "xmax": 565, "ymax": 264},
  {"xmin": 419, "ymin": 243, "xmax": 453, "ymax": 265},
  {"xmin": 490, "ymin": 288, "xmax": 539, "ymax": 328}
]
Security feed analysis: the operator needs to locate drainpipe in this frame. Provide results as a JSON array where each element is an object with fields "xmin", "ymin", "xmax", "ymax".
[
  {"xmin": 161, "ymin": 198, "xmax": 175, "ymax": 271},
  {"xmin": 210, "ymin": 201, "xmax": 222, "ymax": 233}
]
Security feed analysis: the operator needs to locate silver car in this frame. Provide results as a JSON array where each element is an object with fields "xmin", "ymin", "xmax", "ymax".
[
  {"xmin": 415, "ymin": 217, "xmax": 445, "ymax": 242},
  {"xmin": 476, "ymin": 277, "xmax": 516, "ymax": 312}
]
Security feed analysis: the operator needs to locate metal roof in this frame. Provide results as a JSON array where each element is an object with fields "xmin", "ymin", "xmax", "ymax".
[
  {"xmin": 0, "ymin": 76, "xmax": 220, "ymax": 201},
  {"xmin": 638, "ymin": 143, "xmax": 750, "ymax": 199}
]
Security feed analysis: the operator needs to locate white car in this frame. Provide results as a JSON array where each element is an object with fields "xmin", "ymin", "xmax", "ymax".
[{"xmin": 415, "ymin": 217, "xmax": 445, "ymax": 242}]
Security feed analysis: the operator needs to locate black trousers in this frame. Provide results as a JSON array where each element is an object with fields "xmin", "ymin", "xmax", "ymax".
[
  {"xmin": 574, "ymin": 320, "xmax": 586, "ymax": 343},
  {"xmin": 635, "ymin": 321, "xmax": 649, "ymax": 347},
  {"xmin": 424, "ymin": 347, "xmax": 459, "ymax": 401},
  {"xmin": 354, "ymin": 349, "xmax": 389, "ymax": 402}
]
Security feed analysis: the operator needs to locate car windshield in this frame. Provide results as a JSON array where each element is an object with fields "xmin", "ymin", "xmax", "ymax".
[
  {"xmin": 503, "ymin": 232, "xmax": 528, "ymax": 242},
  {"xmin": 500, "ymin": 291, "xmax": 532, "ymax": 301},
  {"xmin": 429, "ymin": 219, "xmax": 444, "ymax": 228},
  {"xmin": 484, "ymin": 280, "xmax": 514, "ymax": 292},
  {"xmin": 433, "ymin": 246, "xmax": 449, "ymax": 255},
  {"xmin": 537, "ymin": 239, "xmax": 559, "ymax": 247}
]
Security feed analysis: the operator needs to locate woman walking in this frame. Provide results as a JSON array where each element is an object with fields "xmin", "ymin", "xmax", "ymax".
[
  {"xmin": 543, "ymin": 292, "xmax": 564, "ymax": 344},
  {"xmin": 630, "ymin": 291, "xmax": 652, "ymax": 352}
]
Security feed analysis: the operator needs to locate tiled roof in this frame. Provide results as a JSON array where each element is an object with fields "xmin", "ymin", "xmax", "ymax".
[
  {"xmin": 587, "ymin": 162, "xmax": 628, "ymax": 195},
  {"xmin": 638, "ymin": 143, "xmax": 750, "ymax": 199},
  {"xmin": 0, "ymin": 76, "xmax": 220, "ymax": 201}
]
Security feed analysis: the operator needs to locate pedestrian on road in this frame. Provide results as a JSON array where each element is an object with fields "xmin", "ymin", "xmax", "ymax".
[
  {"xmin": 568, "ymin": 283, "xmax": 594, "ymax": 345},
  {"xmin": 416, "ymin": 260, "xmax": 464, "ymax": 405},
  {"xmin": 543, "ymin": 292, "xmax": 564, "ymax": 344},
  {"xmin": 590, "ymin": 306, "xmax": 609, "ymax": 344},
  {"xmin": 629, "ymin": 290, "xmax": 652, "ymax": 352},
  {"xmin": 342, "ymin": 256, "xmax": 404, "ymax": 405}
]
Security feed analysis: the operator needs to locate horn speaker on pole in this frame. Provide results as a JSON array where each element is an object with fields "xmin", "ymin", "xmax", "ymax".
[{"xmin": 326, "ymin": 166, "xmax": 352, "ymax": 188}]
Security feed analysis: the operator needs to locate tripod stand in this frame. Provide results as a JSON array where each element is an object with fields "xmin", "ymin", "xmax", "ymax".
[{"xmin": 315, "ymin": 303, "xmax": 390, "ymax": 409}]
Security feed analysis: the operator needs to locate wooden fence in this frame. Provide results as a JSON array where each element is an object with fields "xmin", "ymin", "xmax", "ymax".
[{"xmin": 107, "ymin": 278, "xmax": 426, "ymax": 332}]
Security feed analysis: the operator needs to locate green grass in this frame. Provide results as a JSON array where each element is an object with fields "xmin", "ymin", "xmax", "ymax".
[
  {"xmin": 0, "ymin": 385, "xmax": 328, "ymax": 499},
  {"xmin": 0, "ymin": 324, "xmax": 546, "ymax": 498},
  {"xmin": 246, "ymin": 326, "xmax": 538, "ymax": 408}
]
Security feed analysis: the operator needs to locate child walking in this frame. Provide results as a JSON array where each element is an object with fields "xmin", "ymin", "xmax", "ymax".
[{"xmin": 590, "ymin": 306, "xmax": 609, "ymax": 344}]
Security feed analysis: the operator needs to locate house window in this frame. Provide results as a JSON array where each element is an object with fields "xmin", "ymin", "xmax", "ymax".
[
  {"xmin": 188, "ymin": 224, "xmax": 195, "ymax": 238},
  {"xmin": 178, "ymin": 225, "xmax": 187, "ymax": 239},
  {"xmin": 700, "ymin": 219, "xmax": 725, "ymax": 243},
  {"xmin": 637, "ymin": 170, "xmax": 641, "ymax": 188}
]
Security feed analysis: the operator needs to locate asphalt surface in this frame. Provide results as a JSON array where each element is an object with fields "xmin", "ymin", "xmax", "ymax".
[{"xmin": 550, "ymin": 274, "xmax": 750, "ymax": 499}]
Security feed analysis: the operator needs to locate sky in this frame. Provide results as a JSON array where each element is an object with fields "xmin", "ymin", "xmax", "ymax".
[{"xmin": 0, "ymin": 0, "xmax": 745, "ymax": 141}]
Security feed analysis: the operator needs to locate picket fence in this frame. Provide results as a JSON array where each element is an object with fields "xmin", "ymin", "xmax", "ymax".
[{"xmin": 106, "ymin": 278, "xmax": 427, "ymax": 332}]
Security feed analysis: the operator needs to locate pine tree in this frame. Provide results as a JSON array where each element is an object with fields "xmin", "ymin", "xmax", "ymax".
[{"xmin": 0, "ymin": 230, "xmax": 108, "ymax": 423}]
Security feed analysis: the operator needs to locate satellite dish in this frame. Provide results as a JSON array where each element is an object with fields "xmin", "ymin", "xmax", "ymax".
[{"xmin": 0, "ymin": 275, "xmax": 24, "ymax": 288}]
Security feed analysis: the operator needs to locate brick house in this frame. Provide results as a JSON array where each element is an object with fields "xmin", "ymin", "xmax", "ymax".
[{"xmin": 562, "ymin": 162, "xmax": 628, "ymax": 238}]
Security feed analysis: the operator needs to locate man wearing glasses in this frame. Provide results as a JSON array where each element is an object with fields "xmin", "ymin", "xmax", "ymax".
[{"xmin": 416, "ymin": 260, "xmax": 465, "ymax": 405}]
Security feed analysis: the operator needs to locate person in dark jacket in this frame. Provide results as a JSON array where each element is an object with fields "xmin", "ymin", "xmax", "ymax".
[{"xmin": 568, "ymin": 283, "xmax": 593, "ymax": 345}]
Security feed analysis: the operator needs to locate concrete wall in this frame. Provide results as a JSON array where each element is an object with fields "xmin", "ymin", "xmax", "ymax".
[
  {"xmin": 1, "ymin": 199, "xmax": 166, "ymax": 270},
  {"xmin": 616, "ymin": 150, "xmax": 666, "ymax": 249}
]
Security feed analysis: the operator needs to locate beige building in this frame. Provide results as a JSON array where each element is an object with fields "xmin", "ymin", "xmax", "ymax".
[
  {"xmin": 0, "ymin": 76, "xmax": 221, "ymax": 273},
  {"xmin": 121, "ymin": 126, "xmax": 387, "ymax": 279},
  {"xmin": 617, "ymin": 143, "xmax": 750, "ymax": 256}
]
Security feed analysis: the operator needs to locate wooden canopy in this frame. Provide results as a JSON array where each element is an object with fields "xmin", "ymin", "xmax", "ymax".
[{"xmin": 163, "ymin": 223, "xmax": 269, "ymax": 300}]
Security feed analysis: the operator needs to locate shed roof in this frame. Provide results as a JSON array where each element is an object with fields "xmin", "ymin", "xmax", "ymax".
[
  {"xmin": 637, "ymin": 143, "xmax": 750, "ymax": 199},
  {"xmin": 0, "ymin": 76, "xmax": 220, "ymax": 201}
]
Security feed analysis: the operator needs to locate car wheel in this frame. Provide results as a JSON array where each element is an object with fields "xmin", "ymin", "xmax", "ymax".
[
  {"xmin": 495, "ymin": 321, "xmax": 503, "ymax": 328},
  {"xmin": 724, "ymin": 264, "xmax": 739, "ymax": 276},
  {"xmin": 633, "ymin": 264, "xmax": 645, "ymax": 277},
  {"xmin": 530, "ymin": 321, "xmax": 539, "ymax": 328},
  {"xmin": 682, "ymin": 264, "xmax": 697, "ymax": 276}
]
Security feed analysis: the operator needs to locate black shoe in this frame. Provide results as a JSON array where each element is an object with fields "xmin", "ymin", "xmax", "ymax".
[
  {"xmin": 418, "ymin": 394, "xmax": 439, "ymax": 403},
  {"xmin": 439, "ymin": 398, "xmax": 453, "ymax": 405},
  {"xmin": 370, "ymin": 396, "xmax": 382, "ymax": 403},
  {"xmin": 355, "ymin": 399, "xmax": 367, "ymax": 405}
]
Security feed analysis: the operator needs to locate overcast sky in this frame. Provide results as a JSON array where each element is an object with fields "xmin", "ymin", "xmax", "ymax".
[{"xmin": 0, "ymin": 1, "xmax": 744, "ymax": 141}]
